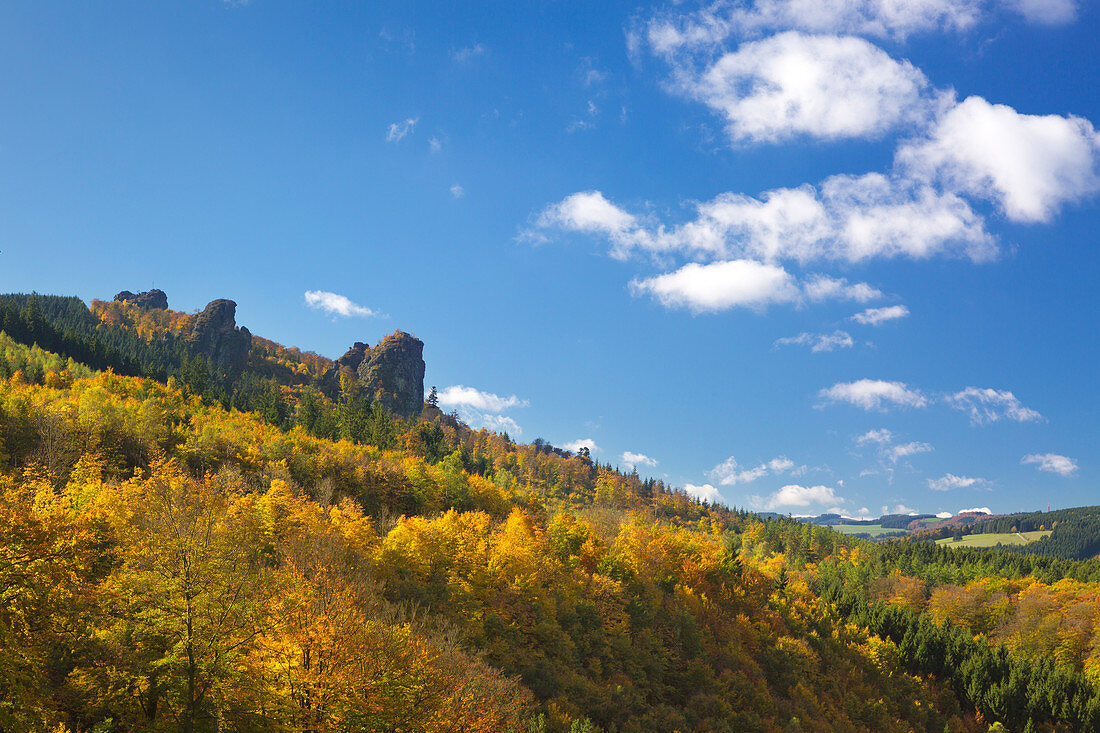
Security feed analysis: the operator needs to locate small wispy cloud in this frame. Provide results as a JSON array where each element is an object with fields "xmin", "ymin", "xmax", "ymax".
[
  {"xmin": 886, "ymin": 441, "xmax": 933, "ymax": 464},
  {"xmin": 851, "ymin": 305, "xmax": 910, "ymax": 326},
  {"xmin": 451, "ymin": 43, "xmax": 487, "ymax": 63},
  {"xmin": 622, "ymin": 451, "xmax": 658, "ymax": 468},
  {"xmin": 578, "ymin": 57, "xmax": 608, "ymax": 87},
  {"xmin": 429, "ymin": 136, "xmax": 443, "ymax": 153},
  {"xmin": 304, "ymin": 290, "xmax": 380, "ymax": 318},
  {"xmin": 853, "ymin": 429, "xmax": 931, "ymax": 480},
  {"xmin": 450, "ymin": 184, "xmax": 466, "ymax": 198},
  {"xmin": 855, "ymin": 428, "xmax": 893, "ymax": 446},
  {"xmin": 386, "ymin": 117, "xmax": 419, "ymax": 143},
  {"xmin": 928, "ymin": 474, "xmax": 988, "ymax": 491},
  {"xmin": 819, "ymin": 379, "xmax": 927, "ymax": 411},
  {"xmin": 945, "ymin": 387, "xmax": 1043, "ymax": 425},
  {"xmin": 1021, "ymin": 453, "xmax": 1078, "ymax": 477},
  {"xmin": 775, "ymin": 330, "xmax": 854, "ymax": 353},
  {"xmin": 473, "ymin": 413, "xmax": 522, "ymax": 435},
  {"xmin": 567, "ymin": 101, "xmax": 600, "ymax": 133},
  {"xmin": 708, "ymin": 455, "xmax": 799, "ymax": 485},
  {"xmin": 379, "ymin": 26, "xmax": 416, "ymax": 54}
]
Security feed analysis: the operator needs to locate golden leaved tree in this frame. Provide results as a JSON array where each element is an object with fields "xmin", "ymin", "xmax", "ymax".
[{"xmin": 74, "ymin": 458, "xmax": 276, "ymax": 732}]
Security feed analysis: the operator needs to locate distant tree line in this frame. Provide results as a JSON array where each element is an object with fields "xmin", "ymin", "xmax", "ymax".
[
  {"xmin": 972, "ymin": 506, "xmax": 1100, "ymax": 535},
  {"xmin": 940, "ymin": 506, "xmax": 1100, "ymax": 562}
]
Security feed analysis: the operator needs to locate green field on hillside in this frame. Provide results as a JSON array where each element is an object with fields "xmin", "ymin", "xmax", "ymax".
[
  {"xmin": 936, "ymin": 530, "xmax": 1051, "ymax": 548},
  {"xmin": 915, "ymin": 517, "xmax": 947, "ymax": 528},
  {"xmin": 829, "ymin": 524, "xmax": 904, "ymax": 537}
]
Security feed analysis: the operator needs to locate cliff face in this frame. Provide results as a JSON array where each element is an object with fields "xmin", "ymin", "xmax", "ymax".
[
  {"xmin": 336, "ymin": 342, "xmax": 370, "ymax": 372},
  {"xmin": 113, "ymin": 289, "xmax": 169, "ymax": 309},
  {"xmin": 356, "ymin": 331, "xmax": 424, "ymax": 417},
  {"xmin": 320, "ymin": 341, "xmax": 370, "ymax": 388},
  {"xmin": 188, "ymin": 299, "xmax": 252, "ymax": 374}
]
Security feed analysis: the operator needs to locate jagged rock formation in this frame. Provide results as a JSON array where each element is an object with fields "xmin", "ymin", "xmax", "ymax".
[
  {"xmin": 113, "ymin": 289, "xmax": 168, "ymax": 309},
  {"xmin": 356, "ymin": 331, "xmax": 425, "ymax": 417},
  {"xmin": 320, "ymin": 341, "xmax": 370, "ymax": 388},
  {"xmin": 336, "ymin": 342, "xmax": 370, "ymax": 372},
  {"xmin": 187, "ymin": 299, "xmax": 252, "ymax": 374},
  {"xmin": 358, "ymin": 331, "xmax": 424, "ymax": 417},
  {"xmin": 318, "ymin": 333, "xmax": 426, "ymax": 416}
]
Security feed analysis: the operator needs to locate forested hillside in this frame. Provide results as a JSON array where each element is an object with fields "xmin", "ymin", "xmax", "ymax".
[
  {"xmin": 914, "ymin": 506, "xmax": 1100, "ymax": 561},
  {"xmin": 969, "ymin": 507, "xmax": 1100, "ymax": 561},
  {"xmin": 2, "ymin": 294, "xmax": 1099, "ymax": 732}
]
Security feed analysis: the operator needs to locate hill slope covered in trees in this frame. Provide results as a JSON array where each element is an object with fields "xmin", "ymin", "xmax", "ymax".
[{"xmin": 1, "ymin": 292, "xmax": 1099, "ymax": 732}]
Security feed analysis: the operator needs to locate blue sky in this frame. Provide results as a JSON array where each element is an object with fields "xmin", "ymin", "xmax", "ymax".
[{"xmin": 1, "ymin": 0, "xmax": 1097, "ymax": 517}]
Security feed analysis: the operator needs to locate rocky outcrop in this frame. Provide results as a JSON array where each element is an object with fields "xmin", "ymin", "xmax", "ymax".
[
  {"xmin": 187, "ymin": 299, "xmax": 252, "ymax": 374},
  {"xmin": 320, "ymin": 341, "xmax": 371, "ymax": 391},
  {"xmin": 336, "ymin": 342, "xmax": 370, "ymax": 372},
  {"xmin": 357, "ymin": 331, "xmax": 424, "ymax": 417},
  {"xmin": 114, "ymin": 289, "xmax": 169, "ymax": 309},
  {"xmin": 320, "ymin": 332, "xmax": 425, "ymax": 415}
]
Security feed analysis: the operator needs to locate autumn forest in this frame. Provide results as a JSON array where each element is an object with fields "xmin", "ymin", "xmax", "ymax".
[{"xmin": 1, "ymin": 292, "xmax": 1099, "ymax": 733}]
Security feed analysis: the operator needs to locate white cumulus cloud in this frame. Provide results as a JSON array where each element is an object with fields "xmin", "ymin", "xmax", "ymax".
[
  {"xmin": 819, "ymin": 379, "xmax": 927, "ymax": 411},
  {"xmin": 531, "ymin": 174, "xmax": 995, "ymax": 266},
  {"xmin": 304, "ymin": 290, "xmax": 380, "ymax": 318},
  {"xmin": 675, "ymin": 32, "xmax": 938, "ymax": 144},
  {"xmin": 898, "ymin": 96, "xmax": 1100, "ymax": 223},
  {"xmin": 945, "ymin": 387, "xmax": 1043, "ymax": 425},
  {"xmin": 751, "ymin": 484, "xmax": 843, "ymax": 511},
  {"xmin": 437, "ymin": 385, "xmax": 527, "ymax": 437},
  {"xmin": 622, "ymin": 451, "xmax": 659, "ymax": 468},
  {"xmin": 532, "ymin": 191, "xmax": 637, "ymax": 249},
  {"xmin": 629, "ymin": 261, "xmax": 882, "ymax": 313},
  {"xmin": 685, "ymin": 483, "xmax": 723, "ymax": 503},
  {"xmin": 1021, "ymin": 453, "xmax": 1078, "ymax": 477},
  {"xmin": 531, "ymin": 4, "xmax": 1091, "ymax": 329},
  {"xmin": 437, "ymin": 386, "xmax": 528, "ymax": 412},
  {"xmin": 563, "ymin": 438, "xmax": 601, "ymax": 454},
  {"xmin": 851, "ymin": 304, "xmax": 910, "ymax": 325},
  {"xmin": 631, "ymin": 260, "xmax": 799, "ymax": 312}
]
